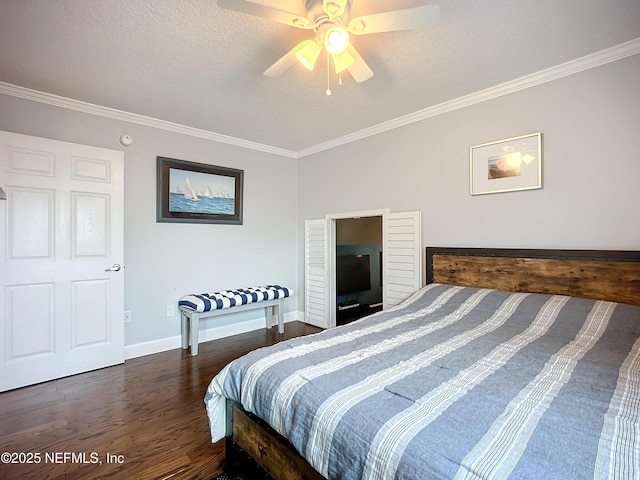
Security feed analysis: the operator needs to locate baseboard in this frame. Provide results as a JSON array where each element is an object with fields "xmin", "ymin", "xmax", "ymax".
[{"xmin": 124, "ymin": 311, "xmax": 303, "ymax": 360}]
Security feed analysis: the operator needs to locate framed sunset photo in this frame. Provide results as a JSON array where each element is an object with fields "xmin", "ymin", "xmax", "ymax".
[{"xmin": 470, "ymin": 132, "xmax": 542, "ymax": 196}]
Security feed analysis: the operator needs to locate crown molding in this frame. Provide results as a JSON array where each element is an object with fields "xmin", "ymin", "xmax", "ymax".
[
  {"xmin": 296, "ymin": 37, "xmax": 640, "ymax": 158},
  {"xmin": 0, "ymin": 82, "xmax": 298, "ymax": 158},
  {"xmin": 1, "ymin": 37, "xmax": 638, "ymax": 159}
]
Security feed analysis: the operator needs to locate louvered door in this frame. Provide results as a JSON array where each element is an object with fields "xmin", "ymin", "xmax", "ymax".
[
  {"xmin": 382, "ymin": 211, "xmax": 422, "ymax": 309},
  {"xmin": 304, "ymin": 219, "xmax": 330, "ymax": 328}
]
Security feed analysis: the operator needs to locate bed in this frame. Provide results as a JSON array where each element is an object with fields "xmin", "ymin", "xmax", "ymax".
[{"xmin": 205, "ymin": 247, "xmax": 640, "ymax": 479}]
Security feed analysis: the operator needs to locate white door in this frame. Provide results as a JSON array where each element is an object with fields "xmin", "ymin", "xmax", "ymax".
[
  {"xmin": 304, "ymin": 219, "xmax": 331, "ymax": 329},
  {"xmin": 0, "ymin": 131, "xmax": 125, "ymax": 392},
  {"xmin": 383, "ymin": 211, "xmax": 422, "ymax": 309}
]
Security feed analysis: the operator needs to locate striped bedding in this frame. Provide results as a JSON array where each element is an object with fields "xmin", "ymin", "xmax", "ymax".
[{"xmin": 204, "ymin": 283, "xmax": 640, "ymax": 479}]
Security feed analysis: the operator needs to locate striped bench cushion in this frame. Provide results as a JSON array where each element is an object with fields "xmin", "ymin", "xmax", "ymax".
[{"xmin": 178, "ymin": 285, "xmax": 293, "ymax": 313}]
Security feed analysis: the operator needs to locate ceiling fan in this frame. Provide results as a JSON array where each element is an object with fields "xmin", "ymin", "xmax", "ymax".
[{"xmin": 217, "ymin": 0, "xmax": 440, "ymax": 89}]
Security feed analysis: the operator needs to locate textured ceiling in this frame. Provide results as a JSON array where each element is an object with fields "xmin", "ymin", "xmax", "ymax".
[{"xmin": 0, "ymin": 0, "xmax": 639, "ymax": 153}]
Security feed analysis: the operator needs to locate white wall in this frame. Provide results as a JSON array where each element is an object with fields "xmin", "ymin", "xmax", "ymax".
[
  {"xmin": 0, "ymin": 94, "xmax": 299, "ymax": 354},
  {"xmin": 297, "ymin": 54, "xmax": 640, "ymax": 304}
]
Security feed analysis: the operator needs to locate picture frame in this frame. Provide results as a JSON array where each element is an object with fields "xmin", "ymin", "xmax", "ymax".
[
  {"xmin": 156, "ymin": 156, "xmax": 243, "ymax": 224},
  {"xmin": 470, "ymin": 132, "xmax": 542, "ymax": 196}
]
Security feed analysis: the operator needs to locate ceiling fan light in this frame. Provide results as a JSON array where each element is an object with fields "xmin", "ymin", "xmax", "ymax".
[
  {"xmin": 324, "ymin": 27, "xmax": 349, "ymax": 55},
  {"xmin": 332, "ymin": 50, "xmax": 355, "ymax": 73},
  {"xmin": 295, "ymin": 40, "xmax": 322, "ymax": 70}
]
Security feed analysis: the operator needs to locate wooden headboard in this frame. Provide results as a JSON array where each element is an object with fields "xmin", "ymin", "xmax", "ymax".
[{"xmin": 426, "ymin": 247, "xmax": 640, "ymax": 307}]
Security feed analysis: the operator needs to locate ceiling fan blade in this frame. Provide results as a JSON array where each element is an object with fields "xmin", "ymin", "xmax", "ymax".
[
  {"xmin": 263, "ymin": 41, "xmax": 306, "ymax": 78},
  {"xmin": 217, "ymin": 0, "xmax": 312, "ymax": 29},
  {"xmin": 348, "ymin": 5, "xmax": 440, "ymax": 35},
  {"xmin": 346, "ymin": 45, "xmax": 374, "ymax": 83}
]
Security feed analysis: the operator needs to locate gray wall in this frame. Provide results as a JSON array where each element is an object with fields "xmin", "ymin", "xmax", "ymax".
[
  {"xmin": 1, "ymin": 53, "xmax": 638, "ymax": 349},
  {"xmin": 0, "ymin": 94, "xmax": 299, "ymax": 349},
  {"xmin": 297, "ymin": 55, "xmax": 640, "ymax": 304}
]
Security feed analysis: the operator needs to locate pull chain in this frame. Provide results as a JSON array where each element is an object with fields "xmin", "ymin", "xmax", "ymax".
[{"xmin": 326, "ymin": 52, "xmax": 332, "ymax": 96}]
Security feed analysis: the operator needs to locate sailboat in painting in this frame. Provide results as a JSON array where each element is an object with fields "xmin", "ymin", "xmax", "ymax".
[
  {"xmin": 183, "ymin": 177, "xmax": 199, "ymax": 202},
  {"xmin": 167, "ymin": 168, "xmax": 235, "ymax": 216}
]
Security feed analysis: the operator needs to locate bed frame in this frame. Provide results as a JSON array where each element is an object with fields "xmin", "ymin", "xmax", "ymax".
[
  {"xmin": 225, "ymin": 247, "xmax": 640, "ymax": 479},
  {"xmin": 426, "ymin": 247, "xmax": 640, "ymax": 307}
]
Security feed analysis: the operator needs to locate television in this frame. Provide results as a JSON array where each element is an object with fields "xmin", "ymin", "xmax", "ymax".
[{"xmin": 337, "ymin": 254, "xmax": 371, "ymax": 296}]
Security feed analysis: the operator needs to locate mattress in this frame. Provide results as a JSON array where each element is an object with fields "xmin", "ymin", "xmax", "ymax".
[{"xmin": 205, "ymin": 283, "xmax": 640, "ymax": 479}]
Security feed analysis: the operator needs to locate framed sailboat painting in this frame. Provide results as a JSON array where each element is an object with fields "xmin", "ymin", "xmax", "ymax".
[{"xmin": 156, "ymin": 157, "xmax": 243, "ymax": 224}]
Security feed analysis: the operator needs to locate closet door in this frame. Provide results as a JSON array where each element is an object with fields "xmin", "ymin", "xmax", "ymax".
[
  {"xmin": 304, "ymin": 219, "xmax": 331, "ymax": 329},
  {"xmin": 383, "ymin": 211, "xmax": 422, "ymax": 309}
]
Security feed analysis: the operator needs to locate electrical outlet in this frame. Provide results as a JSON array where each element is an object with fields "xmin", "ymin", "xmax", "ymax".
[
  {"xmin": 166, "ymin": 304, "xmax": 175, "ymax": 317},
  {"xmin": 124, "ymin": 310, "xmax": 132, "ymax": 323}
]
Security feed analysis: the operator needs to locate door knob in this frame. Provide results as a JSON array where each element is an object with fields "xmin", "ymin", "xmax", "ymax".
[{"xmin": 105, "ymin": 264, "xmax": 122, "ymax": 272}]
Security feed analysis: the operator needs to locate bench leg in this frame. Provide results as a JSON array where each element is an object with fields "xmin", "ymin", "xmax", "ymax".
[
  {"xmin": 180, "ymin": 310, "xmax": 189, "ymax": 350},
  {"xmin": 190, "ymin": 312, "xmax": 200, "ymax": 356},
  {"xmin": 264, "ymin": 305, "xmax": 272, "ymax": 329},
  {"xmin": 277, "ymin": 300, "xmax": 284, "ymax": 334},
  {"xmin": 264, "ymin": 303, "xmax": 284, "ymax": 333}
]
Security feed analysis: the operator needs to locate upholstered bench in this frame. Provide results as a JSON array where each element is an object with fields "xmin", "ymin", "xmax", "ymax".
[{"xmin": 178, "ymin": 285, "xmax": 293, "ymax": 356}]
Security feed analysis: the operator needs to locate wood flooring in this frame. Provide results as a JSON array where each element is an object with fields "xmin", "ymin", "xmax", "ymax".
[{"xmin": 0, "ymin": 321, "xmax": 321, "ymax": 480}]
